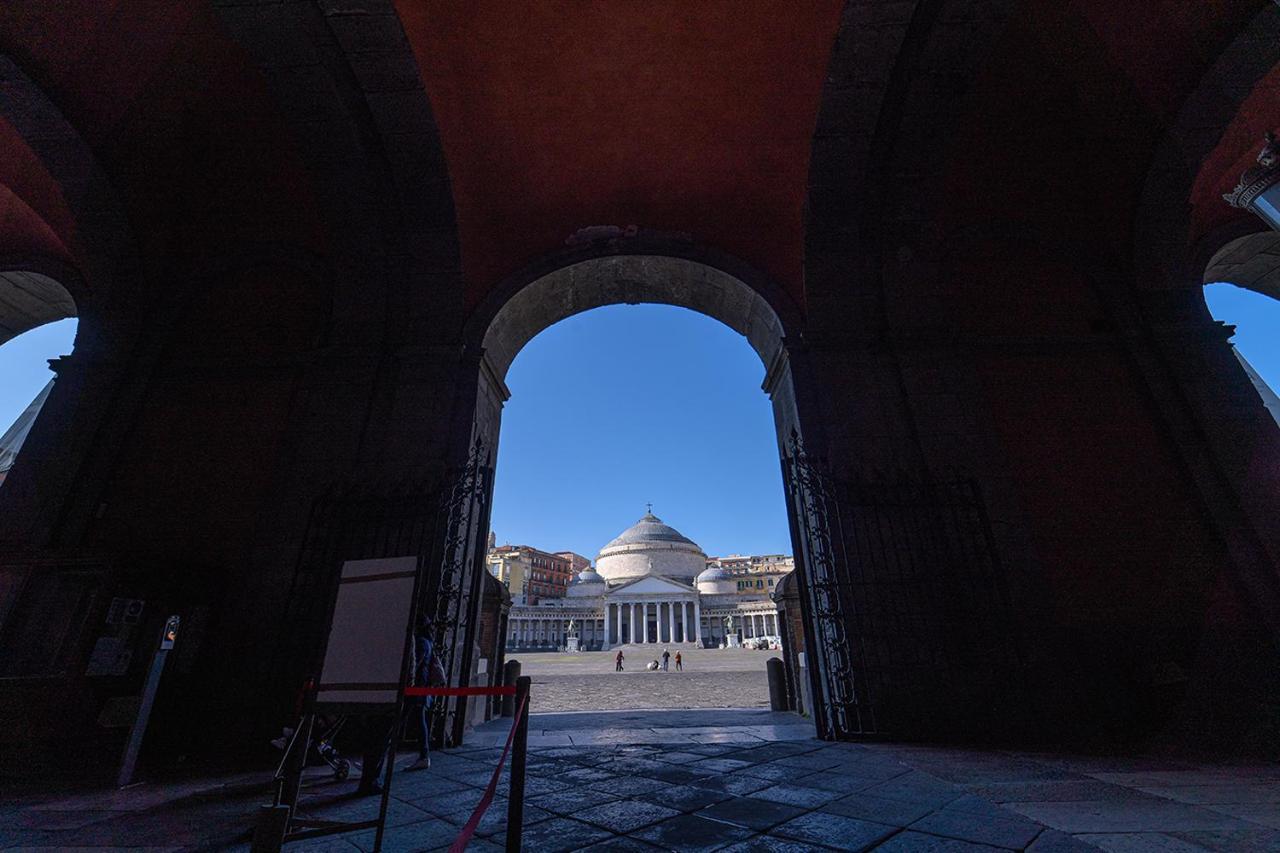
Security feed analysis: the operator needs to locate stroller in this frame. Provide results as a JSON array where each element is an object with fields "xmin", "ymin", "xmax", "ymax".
[
  {"xmin": 272, "ymin": 677, "xmax": 353, "ymax": 781},
  {"xmin": 271, "ymin": 715, "xmax": 351, "ymax": 781}
]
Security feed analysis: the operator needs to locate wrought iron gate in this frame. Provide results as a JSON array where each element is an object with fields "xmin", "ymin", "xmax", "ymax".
[
  {"xmin": 277, "ymin": 440, "xmax": 494, "ymax": 747},
  {"xmin": 783, "ymin": 432, "xmax": 1022, "ymax": 740}
]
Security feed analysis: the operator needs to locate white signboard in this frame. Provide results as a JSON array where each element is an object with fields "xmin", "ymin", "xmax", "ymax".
[{"xmin": 315, "ymin": 556, "xmax": 418, "ymax": 708}]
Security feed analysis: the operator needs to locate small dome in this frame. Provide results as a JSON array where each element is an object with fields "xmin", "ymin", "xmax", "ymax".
[
  {"xmin": 696, "ymin": 566, "xmax": 731, "ymax": 583},
  {"xmin": 566, "ymin": 568, "xmax": 606, "ymax": 597}
]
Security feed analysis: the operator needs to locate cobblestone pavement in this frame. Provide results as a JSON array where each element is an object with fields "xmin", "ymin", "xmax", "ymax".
[
  {"xmin": 5, "ymin": 709, "xmax": 1279, "ymax": 852},
  {"xmin": 511, "ymin": 647, "xmax": 773, "ymax": 712}
]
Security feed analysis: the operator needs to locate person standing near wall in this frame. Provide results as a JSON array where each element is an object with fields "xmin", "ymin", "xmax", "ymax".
[{"xmin": 408, "ymin": 616, "xmax": 440, "ymax": 771}]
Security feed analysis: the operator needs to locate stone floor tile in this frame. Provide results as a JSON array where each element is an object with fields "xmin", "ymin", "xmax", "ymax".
[
  {"xmin": 871, "ymin": 830, "xmax": 1006, "ymax": 851},
  {"xmin": 576, "ymin": 835, "xmax": 666, "ymax": 851},
  {"xmin": 639, "ymin": 783, "xmax": 735, "ymax": 813},
  {"xmin": 1076, "ymin": 832, "xmax": 1204, "ymax": 852},
  {"xmin": 909, "ymin": 807, "xmax": 1044, "ymax": 849},
  {"xmin": 643, "ymin": 764, "xmax": 719, "ymax": 784},
  {"xmin": 347, "ymin": 816, "xmax": 461, "ymax": 852},
  {"xmin": 653, "ymin": 750, "xmax": 714, "ymax": 765},
  {"xmin": 285, "ymin": 837, "xmax": 366, "ymax": 852},
  {"xmin": 740, "ymin": 763, "xmax": 812, "ymax": 782},
  {"xmin": 692, "ymin": 758, "xmax": 757, "ymax": 773},
  {"xmin": 719, "ymin": 835, "xmax": 835, "ymax": 852},
  {"xmin": 1006, "ymin": 799, "xmax": 1253, "ymax": 833},
  {"xmin": 1167, "ymin": 826, "xmax": 1280, "ymax": 851},
  {"xmin": 770, "ymin": 811, "xmax": 897, "ymax": 850},
  {"xmin": 596, "ymin": 775, "xmax": 672, "ymax": 796},
  {"xmin": 748, "ymin": 784, "xmax": 845, "ymax": 808},
  {"xmin": 427, "ymin": 839, "xmax": 504, "ymax": 853},
  {"xmin": 696, "ymin": 797, "xmax": 809, "ymax": 832},
  {"xmin": 1025, "ymin": 829, "xmax": 1101, "ymax": 851},
  {"xmin": 632, "ymin": 812, "xmax": 755, "ymax": 851},
  {"xmin": 562, "ymin": 766, "xmax": 619, "ymax": 785},
  {"xmin": 796, "ymin": 771, "xmax": 885, "ymax": 795},
  {"xmin": 402, "ymin": 787, "xmax": 499, "ymax": 817},
  {"xmin": 1135, "ymin": 783, "xmax": 1280, "ymax": 805},
  {"xmin": 771, "ymin": 753, "xmax": 844, "ymax": 772},
  {"xmin": 529, "ymin": 786, "xmax": 623, "ymax": 816},
  {"xmin": 692, "ymin": 774, "xmax": 777, "ymax": 797},
  {"xmin": 439, "ymin": 802, "xmax": 553, "ymax": 837},
  {"xmin": 860, "ymin": 771, "xmax": 963, "ymax": 809},
  {"xmin": 1202, "ymin": 801, "xmax": 1280, "ymax": 829},
  {"xmin": 820, "ymin": 793, "xmax": 937, "ymax": 827},
  {"xmin": 969, "ymin": 781, "xmax": 1161, "ymax": 804},
  {"xmin": 513, "ymin": 816, "xmax": 615, "ymax": 852},
  {"xmin": 571, "ymin": 798, "xmax": 683, "ymax": 834}
]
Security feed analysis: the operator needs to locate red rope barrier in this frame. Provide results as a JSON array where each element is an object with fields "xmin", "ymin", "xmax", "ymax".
[
  {"xmin": 447, "ymin": 693, "xmax": 528, "ymax": 853},
  {"xmin": 404, "ymin": 685, "xmax": 517, "ymax": 697}
]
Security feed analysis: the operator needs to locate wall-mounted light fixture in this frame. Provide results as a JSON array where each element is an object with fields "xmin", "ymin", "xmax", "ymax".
[{"xmin": 1225, "ymin": 132, "xmax": 1280, "ymax": 230}]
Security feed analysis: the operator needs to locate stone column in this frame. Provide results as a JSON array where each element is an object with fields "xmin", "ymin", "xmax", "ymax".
[
  {"xmin": 667, "ymin": 601, "xmax": 675, "ymax": 644},
  {"xmin": 692, "ymin": 600, "xmax": 701, "ymax": 644},
  {"xmin": 630, "ymin": 602, "xmax": 639, "ymax": 643}
]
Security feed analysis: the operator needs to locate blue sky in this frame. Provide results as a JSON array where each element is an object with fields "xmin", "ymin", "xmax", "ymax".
[
  {"xmin": 0, "ymin": 318, "xmax": 76, "ymax": 439},
  {"xmin": 0, "ymin": 288, "xmax": 1277, "ymax": 556},
  {"xmin": 490, "ymin": 304, "xmax": 790, "ymax": 560}
]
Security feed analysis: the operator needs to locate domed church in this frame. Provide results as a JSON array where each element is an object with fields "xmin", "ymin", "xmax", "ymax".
[{"xmin": 505, "ymin": 511, "xmax": 787, "ymax": 651}]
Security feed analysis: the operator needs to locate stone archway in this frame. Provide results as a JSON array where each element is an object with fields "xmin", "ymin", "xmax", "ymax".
[{"xmin": 459, "ymin": 242, "xmax": 822, "ymax": 733}]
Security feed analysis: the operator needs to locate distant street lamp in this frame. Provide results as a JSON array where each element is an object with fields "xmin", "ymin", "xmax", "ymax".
[{"xmin": 1225, "ymin": 132, "xmax": 1280, "ymax": 231}]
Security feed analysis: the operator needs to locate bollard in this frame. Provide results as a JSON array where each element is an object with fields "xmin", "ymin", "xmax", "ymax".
[
  {"xmin": 767, "ymin": 657, "xmax": 788, "ymax": 711},
  {"xmin": 501, "ymin": 660, "xmax": 521, "ymax": 717},
  {"xmin": 504, "ymin": 676, "xmax": 531, "ymax": 853}
]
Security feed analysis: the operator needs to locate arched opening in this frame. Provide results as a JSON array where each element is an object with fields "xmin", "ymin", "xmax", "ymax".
[
  {"xmin": 488, "ymin": 303, "xmax": 791, "ymax": 713},
  {"xmin": 0, "ymin": 270, "xmax": 78, "ymax": 490},
  {"xmin": 452, "ymin": 250, "xmax": 814, "ymax": 740},
  {"xmin": 1203, "ymin": 279, "xmax": 1280, "ymax": 426},
  {"xmin": 1202, "ymin": 233, "xmax": 1280, "ymax": 426}
]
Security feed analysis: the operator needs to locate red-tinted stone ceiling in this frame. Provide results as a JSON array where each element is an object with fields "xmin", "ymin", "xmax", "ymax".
[{"xmin": 396, "ymin": 0, "xmax": 845, "ymax": 308}]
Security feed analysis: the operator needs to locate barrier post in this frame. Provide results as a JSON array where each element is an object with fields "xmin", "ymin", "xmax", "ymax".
[
  {"xmin": 766, "ymin": 657, "xmax": 788, "ymax": 711},
  {"xmin": 504, "ymin": 676, "xmax": 531, "ymax": 853},
  {"xmin": 501, "ymin": 660, "xmax": 520, "ymax": 717}
]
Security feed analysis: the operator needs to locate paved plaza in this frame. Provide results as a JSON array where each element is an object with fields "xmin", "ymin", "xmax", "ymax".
[
  {"xmin": 511, "ymin": 647, "xmax": 773, "ymax": 712},
  {"xmin": 3, "ymin": 708, "xmax": 1278, "ymax": 852}
]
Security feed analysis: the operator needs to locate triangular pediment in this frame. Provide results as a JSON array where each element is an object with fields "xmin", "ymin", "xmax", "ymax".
[{"xmin": 608, "ymin": 575, "xmax": 695, "ymax": 595}]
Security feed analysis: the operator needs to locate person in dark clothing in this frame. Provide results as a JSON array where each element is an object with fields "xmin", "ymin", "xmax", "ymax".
[
  {"xmin": 407, "ymin": 616, "xmax": 436, "ymax": 771},
  {"xmin": 356, "ymin": 614, "xmax": 436, "ymax": 794},
  {"xmin": 615, "ymin": 649, "xmax": 624, "ymax": 671},
  {"xmin": 661, "ymin": 649, "xmax": 670, "ymax": 671},
  {"xmin": 356, "ymin": 714, "xmax": 394, "ymax": 796}
]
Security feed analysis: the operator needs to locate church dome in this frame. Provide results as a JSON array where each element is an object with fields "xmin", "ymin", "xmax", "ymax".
[
  {"xmin": 602, "ymin": 512, "xmax": 698, "ymax": 549},
  {"xmin": 595, "ymin": 511, "xmax": 707, "ymax": 585},
  {"xmin": 566, "ymin": 568, "xmax": 606, "ymax": 598},
  {"xmin": 696, "ymin": 565, "xmax": 736, "ymax": 595}
]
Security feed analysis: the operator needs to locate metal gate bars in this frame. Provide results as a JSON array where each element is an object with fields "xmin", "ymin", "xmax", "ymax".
[
  {"xmin": 783, "ymin": 431, "xmax": 1023, "ymax": 741},
  {"xmin": 277, "ymin": 439, "xmax": 494, "ymax": 748}
]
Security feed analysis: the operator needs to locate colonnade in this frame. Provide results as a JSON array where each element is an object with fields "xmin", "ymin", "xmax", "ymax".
[
  {"xmin": 606, "ymin": 599, "xmax": 701, "ymax": 645},
  {"xmin": 508, "ymin": 616, "xmax": 605, "ymax": 648},
  {"xmin": 504, "ymin": 605, "xmax": 781, "ymax": 649}
]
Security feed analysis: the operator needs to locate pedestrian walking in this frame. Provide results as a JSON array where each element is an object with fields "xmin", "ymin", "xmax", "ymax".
[
  {"xmin": 674, "ymin": 651, "xmax": 682, "ymax": 671},
  {"xmin": 661, "ymin": 649, "xmax": 670, "ymax": 671},
  {"xmin": 615, "ymin": 649, "xmax": 625, "ymax": 672}
]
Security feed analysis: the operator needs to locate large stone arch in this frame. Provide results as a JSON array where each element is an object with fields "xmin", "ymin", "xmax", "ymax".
[
  {"xmin": 463, "ymin": 238, "xmax": 810, "ymax": 474},
  {"xmin": 1135, "ymin": 4, "xmax": 1280, "ymax": 293}
]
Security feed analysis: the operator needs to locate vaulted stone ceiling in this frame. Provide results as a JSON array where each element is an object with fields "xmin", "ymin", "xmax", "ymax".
[
  {"xmin": 0, "ymin": 0, "xmax": 1275, "ymax": 319},
  {"xmin": 396, "ymin": 0, "xmax": 844, "ymax": 307}
]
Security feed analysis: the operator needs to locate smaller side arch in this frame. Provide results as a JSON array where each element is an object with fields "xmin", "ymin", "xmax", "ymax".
[{"xmin": 1203, "ymin": 231, "xmax": 1280, "ymax": 299}]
